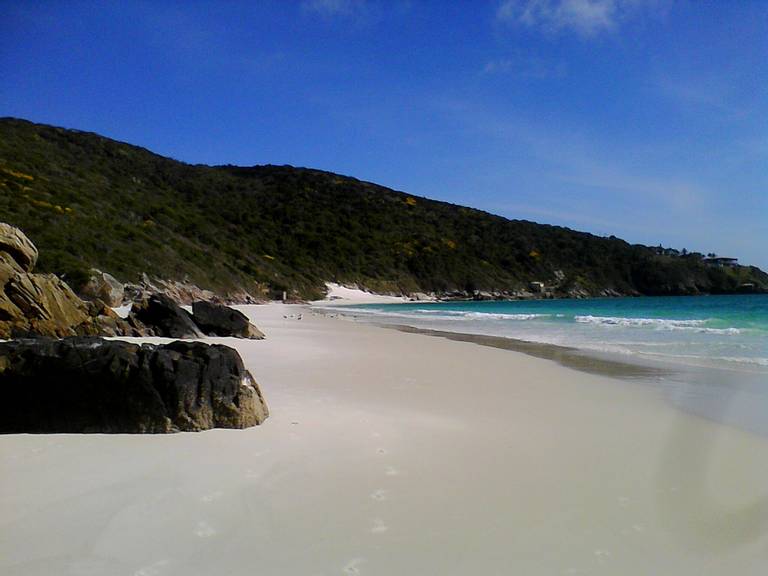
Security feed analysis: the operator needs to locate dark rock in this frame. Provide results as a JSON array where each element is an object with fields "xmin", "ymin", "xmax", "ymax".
[
  {"xmin": 0, "ymin": 337, "xmax": 269, "ymax": 433},
  {"xmin": 129, "ymin": 294, "xmax": 205, "ymax": 339},
  {"xmin": 127, "ymin": 312, "xmax": 154, "ymax": 336},
  {"xmin": 192, "ymin": 300, "xmax": 265, "ymax": 339},
  {"xmin": 472, "ymin": 290, "xmax": 494, "ymax": 301},
  {"xmin": 408, "ymin": 292, "xmax": 433, "ymax": 301}
]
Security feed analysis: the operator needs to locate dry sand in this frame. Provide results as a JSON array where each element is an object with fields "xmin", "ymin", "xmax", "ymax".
[{"xmin": 1, "ymin": 304, "xmax": 767, "ymax": 575}]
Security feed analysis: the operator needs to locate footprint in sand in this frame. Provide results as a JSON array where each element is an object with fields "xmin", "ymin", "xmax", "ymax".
[
  {"xmin": 376, "ymin": 448, "xmax": 387, "ymax": 455},
  {"xmin": 194, "ymin": 520, "xmax": 217, "ymax": 538},
  {"xmin": 245, "ymin": 469, "xmax": 262, "ymax": 480},
  {"xmin": 200, "ymin": 491, "xmax": 223, "ymax": 503},
  {"xmin": 593, "ymin": 549, "xmax": 611, "ymax": 563},
  {"xmin": 133, "ymin": 560, "xmax": 169, "ymax": 576},
  {"xmin": 370, "ymin": 518, "xmax": 388, "ymax": 534},
  {"xmin": 343, "ymin": 558, "xmax": 365, "ymax": 574},
  {"xmin": 385, "ymin": 466, "xmax": 399, "ymax": 477},
  {"xmin": 370, "ymin": 489, "xmax": 388, "ymax": 501}
]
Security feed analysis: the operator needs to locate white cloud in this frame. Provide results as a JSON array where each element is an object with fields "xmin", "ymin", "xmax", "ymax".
[
  {"xmin": 482, "ymin": 55, "xmax": 566, "ymax": 78},
  {"xmin": 496, "ymin": 0, "xmax": 662, "ymax": 36}
]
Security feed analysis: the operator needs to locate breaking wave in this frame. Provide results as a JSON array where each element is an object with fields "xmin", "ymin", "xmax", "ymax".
[
  {"xmin": 574, "ymin": 315, "xmax": 707, "ymax": 328},
  {"xmin": 396, "ymin": 309, "xmax": 552, "ymax": 321},
  {"xmin": 574, "ymin": 315, "xmax": 743, "ymax": 334}
]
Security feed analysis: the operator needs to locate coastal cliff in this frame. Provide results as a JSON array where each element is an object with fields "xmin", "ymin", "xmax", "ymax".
[{"xmin": 1, "ymin": 117, "xmax": 766, "ymax": 300}]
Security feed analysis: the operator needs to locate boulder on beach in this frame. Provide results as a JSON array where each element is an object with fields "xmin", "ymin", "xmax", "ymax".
[
  {"xmin": 191, "ymin": 300, "xmax": 265, "ymax": 339},
  {"xmin": 129, "ymin": 293, "xmax": 205, "ymax": 339},
  {"xmin": 0, "ymin": 337, "xmax": 269, "ymax": 433},
  {"xmin": 80, "ymin": 268, "xmax": 124, "ymax": 306}
]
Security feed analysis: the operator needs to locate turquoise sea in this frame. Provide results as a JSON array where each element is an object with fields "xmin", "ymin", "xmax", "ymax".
[
  {"xmin": 328, "ymin": 294, "xmax": 768, "ymax": 434},
  {"xmin": 339, "ymin": 294, "xmax": 768, "ymax": 372}
]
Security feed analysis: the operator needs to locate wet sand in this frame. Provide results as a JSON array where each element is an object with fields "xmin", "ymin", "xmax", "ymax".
[{"xmin": 385, "ymin": 323, "xmax": 673, "ymax": 381}]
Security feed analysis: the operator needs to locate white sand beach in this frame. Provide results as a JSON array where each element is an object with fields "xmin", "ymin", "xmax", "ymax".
[
  {"xmin": 311, "ymin": 283, "xmax": 415, "ymax": 305},
  {"xmin": 2, "ymin": 304, "xmax": 767, "ymax": 575}
]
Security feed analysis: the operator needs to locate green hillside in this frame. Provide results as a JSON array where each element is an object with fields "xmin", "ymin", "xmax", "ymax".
[{"xmin": 1, "ymin": 117, "xmax": 765, "ymax": 299}]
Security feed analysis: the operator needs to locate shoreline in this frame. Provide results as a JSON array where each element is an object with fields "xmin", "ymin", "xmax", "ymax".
[
  {"xmin": 2, "ymin": 303, "xmax": 767, "ymax": 574},
  {"xmin": 312, "ymin": 299, "xmax": 768, "ymax": 439},
  {"xmin": 377, "ymin": 323, "xmax": 768, "ymax": 439},
  {"xmin": 311, "ymin": 293, "xmax": 768, "ymax": 376},
  {"xmin": 313, "ymin": 290, "xmax": 768, "ymax": 307},
  {"xmin": 383, "ymin": 323, "xmax": 675, "ymax": 382}
]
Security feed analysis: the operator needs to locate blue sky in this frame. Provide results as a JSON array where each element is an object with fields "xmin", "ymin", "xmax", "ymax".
[{"xmin": 2, "ymin": 1, "xmax": 766, "ymax": 268}]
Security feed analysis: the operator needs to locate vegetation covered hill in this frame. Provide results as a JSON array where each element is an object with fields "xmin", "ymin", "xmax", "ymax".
[{"xmin": 1, "ymin": 118, "xmax": 765, "ymax": 299}]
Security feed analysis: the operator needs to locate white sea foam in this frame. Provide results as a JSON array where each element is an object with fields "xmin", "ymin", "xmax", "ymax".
[
  {"xmin": 665, "ymin": 325, "xmax": 742, "ymax": 335},
  {"xmin": 641, "ymin": 352, "xmax": 768, "ymax": 367},
  {"xmin": 462, "ymin": 312, "xmax": 550, "ymax": 321},
  {"xmin": 395, "ymin": 309, "xmax": 552, "ymax": 321},
  {"xmin": 571, "ymin": 315, "xmax": 744, "ymax": 334},
  {"xmin": 574, "ymin": 315, "xmax": 709, "ymax": 328},
  {"xmin": 331, "ymin": 307, "xmax": 551, "ymax": 322},
  {"xmin": 718, "ymin": 356, "xmax": 768, "ymax": 367},
  {"xmin": 411, "ymin": 309, "xmax": 467, "ymax": 316}
]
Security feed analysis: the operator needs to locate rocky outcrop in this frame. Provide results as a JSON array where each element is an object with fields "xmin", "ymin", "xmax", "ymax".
[
  {"xmin": 124, "ymin": 274, "xmax": 218, "ymax": 305},
  {"xmin": 408, "ymin": 292, "xmax": 434, "ymax": 301},
  {"xmin": 80, "ymin": 268, "xmax": 124, "ymax": 306},
  {"xmin": 0, "ymin": 222, "xmax": 38, "ymax": 272},
  {"xmin": 0, "ymin": 223, "xmax": 267, "ymax": 339},
  {"xmin": 191, "ymin": 300, "xmax": 265, "ymax": 339},
  {"xmin": 0, "ymin": 223, "xmax": 149, "ymax": 338},
  {"xmin": 76, "ymin": 299, "xmax": 144, "ymax": 337},
  {"xmin": 129, "ymin": 293, "xmax": 205, "ymax": 339},
  {"xmin": 3, "ymin": 272, "xmax": 88, "ymax": 335},
  {"xmin": 123, "ymin": 274, "xmax": 262, "ymax": 306},
  {"xmin": 0, "ymin": 337, "xmax": 269, "ymax": 433},
  {"xmin": 0, "ymin": 224, "xmax": 91, "ymax": 338}
]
